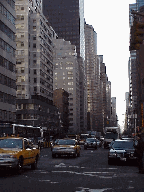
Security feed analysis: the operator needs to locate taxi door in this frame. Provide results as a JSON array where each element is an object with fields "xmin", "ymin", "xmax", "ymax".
[{"xmin": 23, "ymin": 140, "xmax": 33, "ymax": 165}]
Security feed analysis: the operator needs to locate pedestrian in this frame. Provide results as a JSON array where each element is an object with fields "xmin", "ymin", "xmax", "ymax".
[{"xmin": 134, "ymin": 133, "xmax": 144, "ymax": 173}]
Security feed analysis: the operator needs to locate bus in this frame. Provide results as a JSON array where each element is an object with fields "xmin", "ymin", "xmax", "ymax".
[{"xmin": 0, "ymin": 123, "xmax": 41, "ymax": 138}]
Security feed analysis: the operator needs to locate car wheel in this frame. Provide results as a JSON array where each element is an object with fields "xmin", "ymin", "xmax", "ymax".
[
  {"xmin": 17, "ymin": 157, "xmax": 23, "ymax": 174},
  {"xmin": 31, "ymin": 156, "xmax": 38, "ymax": 170}
]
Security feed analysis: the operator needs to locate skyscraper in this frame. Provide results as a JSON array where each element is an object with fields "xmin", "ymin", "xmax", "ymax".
[
  {"xmin": 15, "ymin": 0, "xmax": 60, "ymax": 129},
  {"xmin": 137, "ymin": 0, "xmax": 144, "ymax": 10},
  {"xmin": 43, "ymin": 0, "xmax": 85, "ymax": 61}
]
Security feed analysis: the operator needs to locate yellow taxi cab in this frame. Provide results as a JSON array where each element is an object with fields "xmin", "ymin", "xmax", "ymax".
[
  {"xmin": 0, "ymin": 136, "xmax": 40, "ymax": 172},
  {"xmin": 52, "ymin": 138, "xmax": 81, "ymax": 158}
]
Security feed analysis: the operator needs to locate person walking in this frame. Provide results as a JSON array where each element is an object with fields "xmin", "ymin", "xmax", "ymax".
[{"xmin": 135, "ymin": 134, "xmax": 144, "ymax": 173}]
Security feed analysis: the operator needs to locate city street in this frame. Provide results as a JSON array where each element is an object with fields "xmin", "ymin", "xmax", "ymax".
[{"xmin": 0, "ymin": 146, "xmax": 144, "ymax": 192}]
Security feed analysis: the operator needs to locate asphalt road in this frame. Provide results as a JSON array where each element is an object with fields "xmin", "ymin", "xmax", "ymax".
[{"xmin": 0, "ymin": 146, "xmax": 144, "ymax": 192}]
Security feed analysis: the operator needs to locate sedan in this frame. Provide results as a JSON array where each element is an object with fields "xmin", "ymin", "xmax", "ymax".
[
  {"xmin": 0, "ymin": 136, "xmax": 40, "ymax": 173},
  {"xmin": 84, "ymin": 138, "xmax": 97, "ymax": 149},
  {"xmin": 52, "ymin": 138, "xmax": 80, "ymax": 158},
  {"xmin": 108, "ymin": 139, "xmax": 137, "ymax": 165}
]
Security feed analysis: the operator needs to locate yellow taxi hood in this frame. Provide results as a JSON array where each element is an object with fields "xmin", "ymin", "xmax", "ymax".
[
  {"xmin": 0, "ymin": 148, "xmax": 22, "ymax": 154},
  {"xmin": 53, "ymin": 145, "xmax": 75, "ymax": 148}
]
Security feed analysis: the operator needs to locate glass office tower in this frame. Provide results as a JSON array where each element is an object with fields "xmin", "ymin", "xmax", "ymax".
[{"xmin": 43, "ymin": 0, "xmax": 85, "ymax": 61}]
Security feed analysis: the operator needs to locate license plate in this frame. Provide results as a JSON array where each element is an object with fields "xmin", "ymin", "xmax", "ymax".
[{"xmin": 120, "ymin": 158, "xmax": 126, "ymax": 161}]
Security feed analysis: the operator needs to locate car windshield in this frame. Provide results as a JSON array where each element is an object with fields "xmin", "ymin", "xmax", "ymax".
[
  {"xmin": 57, "ymin": 139, "xmax": 75, "ymax": 145},
  {"xmin": 0, "ymin": 138, "xmax": 23, "ymax": 149},
  {"xmin": 113, "ymin": 141, "xmax": 134, "ymax": 149},
  {"xmin": 86, "ymin": 138, "xmax": 96, "ymax": 142},
  {"xmin": 105, "ymin": 132, "xmax": 118, "ymax": 139}
]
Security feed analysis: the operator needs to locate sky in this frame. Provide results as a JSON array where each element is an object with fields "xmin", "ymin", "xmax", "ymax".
[{"xmin": 84, "ymin": 0, "xmax": 136, "ymax": 130}]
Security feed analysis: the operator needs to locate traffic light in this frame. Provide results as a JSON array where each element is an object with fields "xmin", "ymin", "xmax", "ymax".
[{"xmin": 130, "ymin": 20, "xmax": 144, "ymax": 51}]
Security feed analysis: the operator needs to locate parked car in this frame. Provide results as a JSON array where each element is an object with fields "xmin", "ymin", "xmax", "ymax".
[
  {"xmin": 52, "ymin": 138, "xmax": 81, "ymax": 158},
  {"xmin": 84, "ymin": 138, "xmax": 97, "ymax": 149},
  {"xmin": 108, "ymin": 139, "xmax": 137, "ymax": 165},
  {"xmin": 0, "ymin": 136, "xmax": 40, "ymax": 173}
]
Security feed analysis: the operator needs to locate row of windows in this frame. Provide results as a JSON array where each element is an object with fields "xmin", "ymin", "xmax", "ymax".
[
  {"xmin": 15, "ymin": 5, "xmax": 24, "ymax": 11},
  {"xmin": 40, "ymin": 62, "xmax": 53, "ymax": 75},
  {"xmin": 16, "ymin": 114, "xmax": 54, "ymax": 121},
  {"xmin": 40, "ymin": 27, "xmax": 52, "ymax": 45},
  {"xmin": 40, "ymin": 78, "xmax": 53, "ymax": 90},
  {"xmin": 40, "ymin": 87, "xmax": 53, "ymax": 98},
  {"xmin": 0, "ymin": 3, "xmax": 15, "ymax": 25},
  {"xmin": 0, "ymin": 110, "xmax": 15, "ymax": 121},
  {"xmin": 0, "ymin": 20, "xmax": 15, "ymax": 41},
  {"xmin": 5, "ymin": 0, "xmax": 15, "ymax": 9},
  {"xmin": 40, "ymin": 69, "xmax": 53, "ymax": 83},
  {"xmin": 40, "ymin": 61, "xmax": 53, "ymax": 71},
  {"xmin": 15, "ymin": 50, "xmax": 24, "ymax": 56},
  {"xmin": 40, "ymin": 44, "xmax": 52, "ymax": 61},
  {"xmin": 40, "ymin": 43, "xmax": 52, "ymax": 59},
  {"xmin": 40, "ymin": 23, "xmax": 52, "ymax": 38},
  {"xmin": 0, "ymin": 37, "xmax": 15, "ymax": 57},
  {"xmin": 16, "ymin": 103, "xmax": 41, "ymax": 110},
  {"xmin": 0, "ymin": 55, "xmax": 15, "ymax": 72},
  {"xmin": 39, "ymin": 36, "xmax": 52, "ymax": 52},
  {"xmin": 0, "ymin": 73, "xmax": 16, "ymax": 89},
  {"xmin": 40, "ymin": 52, "xmax": 52, "ymax": 65},
  {"xmin": 16, "ymin": 15, "xmax": 24, "ymax": 21},
  {"xmin": 55, "ymin": 66, "xmax": 73, "ymax": 70},
  {"xmin": 16, "ymin": 76, "xmax": 25, "ymax": 83},
  {"xmin": 0, "ymin": 91, "xmax": 15, "ymax": 105}
]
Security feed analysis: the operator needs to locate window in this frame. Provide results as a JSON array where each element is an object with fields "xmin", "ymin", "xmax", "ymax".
[
  {"xmin": 33, "ymin": 43, "xmax": 36, "ymax": 48},
  {"xmin": 66, "ymin": 67, "xmax": 73, "ymax": 70},
  {"xmin": 33, "ymin": 53, "xmax": 36, "ymax": 57},
  {"xmin": 68, "ymin": 77, "xmax": 73, "ymax": 79},
  {"xmin": 21, "ymin": 76, "xmax": 25, "ymax": 82},
  {"xmin": 68, "ymin": 82, "xmax": 73, "ymax": 85},
  {"xmin": 33, "ymin": 36, "xmax": 36, "ymax": 40},
  {"xmin": 21, "ymin": 7, "xmax": 24, "ymax": 10},
  {"xmin": 33, "ymin": 60, "xmax": 36, "ymax": 64},
  {"xmin": 21, "ymin": 42, "xmax": 24, "ymax": 46},
  {"xmin": 21, "ymin": 67, "xmax": 24, "ymax": 73},
  {"xmin": 21, "ymin": 85, "xmax": 25, "ymax": 90},
  {"xmin": 68, "ymin": 88, "xmax": 73, "ymax": 91},
  {"xmin": 34, "ymin": 87, "xmax": 37, "ymax": 92},
  {"xmin": 33, "ymin": 69, "xmax": 37, "ymax": 74},
  {"xmin": 68, "ymin": 71, "xmax": 73, "ymax": 75},
  {"xmin": 34, "ymin": 78, "xmax": 37, "ymax": 83},
  {"xmin": 21, "ymin": 16, "xmax": 24, "ymax": 20},
  {"xmin": 33, "ymin": 26, "xmax": 36, "ymax": 31}
]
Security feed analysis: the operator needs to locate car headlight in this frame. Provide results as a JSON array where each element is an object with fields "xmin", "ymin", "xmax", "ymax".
[
  {"xmin": 130, "ymin": 153, "xmax": 134, "ymax": 157},
  {"xmin": 108, "ymin": 152, "xmax": 117, "ymax": 157}
]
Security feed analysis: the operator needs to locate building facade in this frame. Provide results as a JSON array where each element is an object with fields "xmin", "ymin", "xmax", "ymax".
[
  {"xmin": 0, "ymin": 0, "xmax": 16, "ymax": 123},
  {"xmin": 111, "ymin": 97, "xmax": 117, "ymax": 127},
  {"xmin": 53, "ymin": 39, "xmax": 80, "ymax": 133},
  {"xmin": 85, "ymin": 23, "xmax": 99, "ymax": 131},
  {"xmin": 15, "ymin": 0, "xmax": 60, "ymax": 130},
  {"xmin": 53, "ymin": 88, "xmax": 69, "ymax": 134},
  {"xmin": 43, "ymin": 0, "xmax": 85, "ymax": 61}
]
